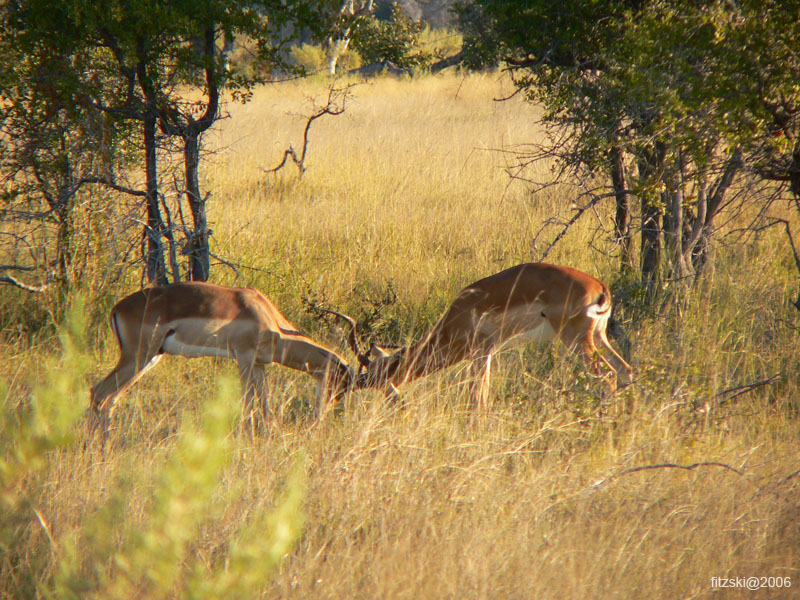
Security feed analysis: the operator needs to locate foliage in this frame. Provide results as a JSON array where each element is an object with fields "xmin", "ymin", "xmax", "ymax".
[
  {"xmin": 459, "ymin": 0, "xmax": 800, "ymax": 296},
  {"xmin": 0, "ymin": 5, "xmax": 134, "ymax": 299},
  {"xmin": 0, "ymin": 303, "xmax": 305, "ymax": 598},
  {"xmin": 290, "ymin": 43, "xmax": 328, "ymax": 73},
  {"xmin": 1, "ymin": 299, "xmax": 89, "ymax": 594},
  {"xmin": 352, "ymin": 3, "xmax": 432, "ymax": 68},
  {"xmin": 0, "ymin": 0, "xmax": 358, "ymax": 290},
  {"xmin": 1, "ymin": 299, "xmax": 88, "ymax": 530},
  {"xmin": 53, "ymin": 381, "xmax": 306, "ymax": 599}
]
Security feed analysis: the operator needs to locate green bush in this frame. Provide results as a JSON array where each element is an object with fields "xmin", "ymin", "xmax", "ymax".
[
  {"xmin": 51, "ymin": 376, "xmax": 306, "ymax": 599},
  {"xmin": 0, "ymin": 302, "xmax": 306, "ymax": 599},
  {"xmin": 351, "ymin": 3, "xmax": 431, "ymax": 69}
]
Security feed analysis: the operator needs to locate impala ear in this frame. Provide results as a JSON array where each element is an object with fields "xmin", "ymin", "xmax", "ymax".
[{"xmin": 369, "ymin": 343, "xmax": 392, "ymax": 359}]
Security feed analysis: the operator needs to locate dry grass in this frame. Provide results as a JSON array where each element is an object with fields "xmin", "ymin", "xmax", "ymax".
[{"xmin": 2, "ymin": 72, "xmax": 800, "ymax": 599}]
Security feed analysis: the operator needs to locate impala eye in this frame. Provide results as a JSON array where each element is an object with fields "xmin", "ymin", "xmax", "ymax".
[{"xmin": 541, "ymin": 312, "xmax": 546, "ymax": 318}]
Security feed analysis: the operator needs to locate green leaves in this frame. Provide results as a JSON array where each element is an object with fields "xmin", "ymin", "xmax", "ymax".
[
  {"xmin": 459, "ymin": 0, "xmax": 800, "ymax": 288},
  {"xmin": 351, "ymin": 3, "xmax": 431, "ymax": 69},
  {"xmin": 0, "ymin": 298, "xmax": 88, "ymax": 520},
  {"xmin": 52, "ymin": 375, "xmax": 307, "ymax": 600},
  {"xmin": 1, "ymin": 300, "xmax": 305, "ymax": 598}
]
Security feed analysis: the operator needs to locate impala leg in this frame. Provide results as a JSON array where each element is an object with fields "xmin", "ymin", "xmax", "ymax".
[
  {"xmin": 266, "ymin": 336, "xmax": 352, "ymax": 421},
  {"xmin": 577, "ymin": 338, "xmax": 618, "ymax": 391},
  {"xmin": 316, "ymin": 361, "xmax": 353, "ymax": 420},
  {"xmin": 90, "ymin": 351, "xmax": 162, "ymax": 436},
  {"xmin": 314, "ymin": 362, "xmax": 333, "ymax": 421},
  {"xmin": 468, "ymin": 353, "xmax": 492, "ymax": 411},
  {"xmin": 558, "ymin": 322, "xmax": 616, "ymax": 391},
  {"xmin": 237, "ymin": 356, "xmax": 269, "ymax": 429},
  {"xmin": 594, "ymin": 327, "xmax": 633, "ymax": 386}
]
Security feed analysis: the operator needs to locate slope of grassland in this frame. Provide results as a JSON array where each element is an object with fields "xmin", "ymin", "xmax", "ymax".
[{"xmin": 2, "ymin": 72, "xmax": 799, "ymax": 599}]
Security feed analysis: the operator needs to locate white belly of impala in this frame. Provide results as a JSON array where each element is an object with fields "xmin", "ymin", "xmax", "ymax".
[
  {"xmin": 161, "ymin": 332, "xmax": 232, "ymax": 359},
  {"xmin": 477, "ymin": 304, "xmax": 557, "ymax": 352},
  {"xmin": 506, "ymin": 320, "xmax": 557, "ymax": 347}
]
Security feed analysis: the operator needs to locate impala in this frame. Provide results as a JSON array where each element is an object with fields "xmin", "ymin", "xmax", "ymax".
[
  {"xmin": 326, "ymin": 263, "xmax": 633, "ymax": 407},
  {"xmin": 90, "ymin": 282, "xmax": 354, "ymax": 432}
]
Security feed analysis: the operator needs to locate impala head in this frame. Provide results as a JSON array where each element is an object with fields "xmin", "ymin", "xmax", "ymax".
[{"xmin": 320, "ymin": 308, "xmax": 405, "ymax": 392}]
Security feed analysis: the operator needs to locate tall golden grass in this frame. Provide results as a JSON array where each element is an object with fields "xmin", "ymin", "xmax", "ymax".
[{"xmin": 2, "ymin": 72, "xmax": 799, "ymax": 598}]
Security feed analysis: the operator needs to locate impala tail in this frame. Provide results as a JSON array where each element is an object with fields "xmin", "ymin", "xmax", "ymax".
[{"xmin": 586, "ymin": 288, "xmax": 612, "ymax": 319}]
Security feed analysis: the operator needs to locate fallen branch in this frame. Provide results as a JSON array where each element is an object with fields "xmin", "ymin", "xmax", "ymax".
[
  {"xmin": 714, "ymin": 374, "xmax": 781, "ymax": 406},
  {"xmin": 592, "ymin": 461, "xmax": 744, "ymax": 490}
]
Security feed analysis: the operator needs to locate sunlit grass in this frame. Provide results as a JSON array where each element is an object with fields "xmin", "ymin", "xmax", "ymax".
[{"xmin": 1, "ymin": 72, "xmax": 799, "ymax": 598}]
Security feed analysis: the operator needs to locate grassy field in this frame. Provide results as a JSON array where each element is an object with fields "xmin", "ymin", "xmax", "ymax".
[{"xmin": 2, "ymin": 72, "xmax": 800, "ymax": 599}]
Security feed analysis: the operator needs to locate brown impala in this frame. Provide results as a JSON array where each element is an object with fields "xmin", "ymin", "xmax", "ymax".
[
  {"xmin": 91, "ymin": 282, "xmax": 354, "ymax": 431},
  {"xmin": 326, "ymin": 263, "xmax": 633, "ymax": 407}
]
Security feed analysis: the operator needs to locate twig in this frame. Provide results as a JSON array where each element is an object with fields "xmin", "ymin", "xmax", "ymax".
[
  {"xmin": 592, "ymin": 461, "xmax": 744, "ymax": 490},
  {"xmin": 536, "ymin": 193, "xmax": 607, "ymax": 261},
  {"xmin": 714, "ymin": 374, "xmax": 781, "ymax": 406},
  {"xmin": 207, "ymin": 250, "xmax": 245, "ymax": 283},
  {"xmin": 750, "ymin": 218, "xmax": 800, "ymax": 310}
]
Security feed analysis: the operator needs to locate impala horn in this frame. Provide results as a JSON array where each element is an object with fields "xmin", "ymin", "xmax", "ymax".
[{"xmin": 320, "ymin": 308, "xmax": 371, "ymax": 369}]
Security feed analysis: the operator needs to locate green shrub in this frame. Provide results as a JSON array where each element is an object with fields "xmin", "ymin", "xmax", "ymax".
[
  {"xmin": 0, "ymin": 302, "xmax": 305, "ymax": 599},
  {"xmin": 351, "ymin": 3, "xmax": 431, "ymax": 68},
  {"xmin": 52, "ymin": 377, "xmax": 306, "ymax": 599},
  {"xmin": 0, "ymin": 298, "xmax": 88, "ymax": 595}
]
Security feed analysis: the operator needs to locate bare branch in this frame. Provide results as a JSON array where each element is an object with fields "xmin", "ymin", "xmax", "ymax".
[
  {"xmin": 78, "ymin": 176, "xmax": 147, "ymax": 197},
  {"xmin": 0, "ymin": 270, "xmax": 53, "ymax": 293},
  {"xmin": 535, "ymin": 192, "xmax": 608, "ymax": 261},
  {"xmin": 744, "ymin": 217, "xmax": 800, "ymax": 311},
  {"xmin": 264, "ymin": 82, "xmax": 356, "ymax": 179}
]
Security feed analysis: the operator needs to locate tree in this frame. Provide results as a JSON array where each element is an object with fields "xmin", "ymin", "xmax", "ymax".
[
  {"xmin": 1, "ymin": 0, "xmax": 347, "ymax": 290},
  {"xmin": 0, "ymin": 2, "xmax": 136, "ymax": 298},
  {"xmin": 324, "ymin": 0, "xmax": 376, "ymax": 75},
  {"xmin": 458, "ymin": 0, "xmax": 800, "ymax": 298}
]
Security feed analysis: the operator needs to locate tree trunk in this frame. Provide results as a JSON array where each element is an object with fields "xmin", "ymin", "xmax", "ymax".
[
  {"xmin": 54, "ymin": 137, "xmax": 74, "ymax": 292},
  {"xmin": 184, "ymin": 133, "xmax": 210, "ymax": 280},
  {"xmin": 181, "ymin": 26, "xmax": 219, "ymax": 281},
  {"xmin": 663, "ymin": 155, "xmax": 690, "ymax": 281},
  {"xmin": 326, "ymin": 37, "xmax": 351, "ymax": 75},
  {"xmin": 640, "ymin": 194, "xmax": 662, "ymax": 294},
  {"xmin": 609, "ymin": 145, "xmax": 632, "ymax": 274},
  {"xmin": 637, "ymin": 147, "xmax": 665, "ymax": 295},
  {"xmin": 790, "ymin": 138, "xmax": 800, "ymax": 202},
  {"xmin": 690, "ymin": 149, "xmax": 741, "ymax": 276},
  {"xmin": 54, "ymin": 202, "xmax": 73, "ymax": 284},
  {"xmin": 143, "ymin": 111, "xmax": 168, "ymax": 285}
]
